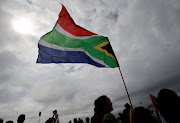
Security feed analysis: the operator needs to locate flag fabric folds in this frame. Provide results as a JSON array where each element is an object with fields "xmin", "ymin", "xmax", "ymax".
[{"xmin": 37, "ymin": 5, "xmax": 119, "ymax": 68}]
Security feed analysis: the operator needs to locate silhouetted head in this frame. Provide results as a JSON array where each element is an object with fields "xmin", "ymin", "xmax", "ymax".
[
  {"xmin": 94, "ymin": 95, "xmax": 113, "ymax": 123},
  {"xmin": 6, "ymin": 121, "xmax": 13, "ymax": 123},
  {"xmin": 86, "ymin": 117, "xmax": 90, "ymax": 123},
  {"xmin": 124, "ymin": 103, "xmax": 130, "ymax": 110},
  {"xmin": 53, "ymin": 110, "xmax": 57, "ymax": 114},
  {"xmin": 0, "ymin": 118, "xmax": 3, "ymax": 123},
  {"xmin": 73, "ymin": 118, "xmax": 78, "ymax": 123},
  {"xmin": 132, "ymin": 107, "xmax": 156, "ymax": 123},
  {"xmin": 158, "ymin": 89, "xmax": 180, "ymax": 123},
  {"xmin": 17, "ymin": 114, "xmax": 25, "ymax": 123},
  {"xmin": 78, "ymin": 118, "xmax": 83, "ymax": 123},
  {"xmin": 94, "ymin": 95, "xmax": 113, "ymax": 113},
  {"xmin": 118, "ymin": 112, "xmax": 123, "ymax": 117}
]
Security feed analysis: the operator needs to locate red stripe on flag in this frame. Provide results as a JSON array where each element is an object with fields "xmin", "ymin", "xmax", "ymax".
[{"xmin": 58, "ymin": 5, "xmax": 97, "ymax": 36}]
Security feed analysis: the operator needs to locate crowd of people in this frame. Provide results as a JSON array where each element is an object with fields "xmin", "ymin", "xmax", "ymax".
[
  {"xmin": 68, "ymin": 88, "xmax": 180, "ymax": 123},
  {"xmin": 0, "ymin": 114, "xmax": 25, "ymax": 123},
  {"xmin": 68, "ymin": 117, "xmax": 90, "ymax": 123},
  {"xmin": 1, "ymin": 88, "xmax": 179, "ymax": 123}
]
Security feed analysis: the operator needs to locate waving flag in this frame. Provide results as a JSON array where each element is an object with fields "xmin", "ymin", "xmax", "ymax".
[{"xmin": 37, "ymin": 5, "xmax": 119, "ymax": 68}]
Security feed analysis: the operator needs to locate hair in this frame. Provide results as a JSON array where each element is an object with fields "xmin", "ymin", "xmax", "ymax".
[
  {"xmin": 94, "ymin": 95, "xmax": 108, "ymax": 123},
  {"xmin": 73, "ymin": 118, "xmax": 78, "ymax": 123},
  {"xmin": 86, "ymin": 117, "xmax": 90, "ymax": 122},
  {"xmin": 158, "ymin": 89, "xmax": 180, "ymax": 123},
  {"xmin": 17, "ymin": 114, "xmax": 25, "ymax": 123},
  {"xmin": 132, "ymin": 107, "xmax": 156, "ymax": 123},
  {"xmin": 0, "ymin": 118, "xmax": 3, "ymax": 123},
  {"xmin": 95, "ymin": 95, "xmax": 107, "ymax": 111},
  {"xmin": 6, "ymin": 121, "xmax": 13, "ymax": 123}
]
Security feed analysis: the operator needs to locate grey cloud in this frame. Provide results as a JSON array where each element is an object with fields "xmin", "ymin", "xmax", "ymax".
[
  {"xmin": 26, "ymin": 0, "xmax": 32, "ymax": 5},
  {"xmin": 0, "ymin": 51, "xmax": 21, "ymax": 81},
  {"xmin": 107, "ymin": 11, "xmax": 119, "ymax": 22},
  {"xmin": 112, "ymin": 0, "xmax": 180, "ymax": 88},
  {"xmin": 0, "ymin": 50, "xmax": 32, "ymax": 105},
  {"xmin": 0, "ymin": 0, "xmax": 180, "ymax": 122}
]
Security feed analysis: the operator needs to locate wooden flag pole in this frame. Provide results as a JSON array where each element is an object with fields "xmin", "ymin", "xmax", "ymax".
[{"xmin": 118, "ymin": 65, "xmax": 133, "ymax": 108}]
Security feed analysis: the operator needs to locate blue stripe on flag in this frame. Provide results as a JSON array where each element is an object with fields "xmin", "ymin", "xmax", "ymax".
[{"xmin": 37, "ymin": 44, "xmax": 105, "ymax": 67}]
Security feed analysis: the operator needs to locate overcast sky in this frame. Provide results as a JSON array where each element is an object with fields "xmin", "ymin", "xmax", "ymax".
[{"xmin": 0, "ymin": 0, "xmax": 180, "ymax": 123}]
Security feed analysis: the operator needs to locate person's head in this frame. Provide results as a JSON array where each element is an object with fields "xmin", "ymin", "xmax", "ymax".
[
  {"xmin": 118, "ymin": 112, "xmax": 123, "ymax": 117},
  {"xmin": 6, "ymin": 121, "xmax": 13, "ymax": 123},
  {"xmin": 73, "ymin": 118, "xmax": 78, "ymax": 123},
  {"xmin": 158, "ymin": 88, "xmax": 180, "ymax": 123},
  {"xmin": 124, "ymin": 103, "xmax": 130, "ymax": 110},
  {"xmin": 94, "ymin": 95, "xmax": 113, "ymax": 123},
  {"xmin": 131, "ymin": 107, "xmax": 156, "ymax": 123},
  {"xmin": 53, "ymin": 110, "xmax": 57, "ymax": 115},
  {"xmin": 94, "ymin": 95, "xmax": 113, "ymax": 113},
  {"xmin": 0, "ymin": 118, "xmax": 3, "ymax": 123},
  {"xmin": 17, "ymin": 114, "xmax": 25, "ymax": 123},
  {"xmin": 85, "ymin": 117, "xmax": 90, "ymax": 123},
  {"xmin": 78, "ymin": 118, "xmax": 82, "ymax": 123}
]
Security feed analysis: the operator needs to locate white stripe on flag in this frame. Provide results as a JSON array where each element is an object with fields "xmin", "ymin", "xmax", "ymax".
[
  {"xmin": 39, "ymin": 39, "xmax": 109, "ymax": 67},
  {"xmin": 55, "ymin": 24, "xmax": 100, "ymax": 39}
]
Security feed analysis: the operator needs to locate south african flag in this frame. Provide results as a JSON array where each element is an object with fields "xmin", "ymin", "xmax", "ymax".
[{"xmin": 37, "ymin": 5, "xmax": 119, "ymax": 68}]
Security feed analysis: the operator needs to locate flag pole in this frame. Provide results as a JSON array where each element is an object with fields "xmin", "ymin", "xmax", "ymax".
[
  {"xmin": 118, "ymin": 66, "xmax": 133, "ymax": 107},
  {"xmin": 108, "ymin": 40, "xmax": 133, "ymax": 107}
]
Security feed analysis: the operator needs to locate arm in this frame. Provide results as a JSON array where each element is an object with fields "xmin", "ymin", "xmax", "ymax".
[{"xmin": 129, "ymin": 107, "xmax": 135, "ymax": 123}]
